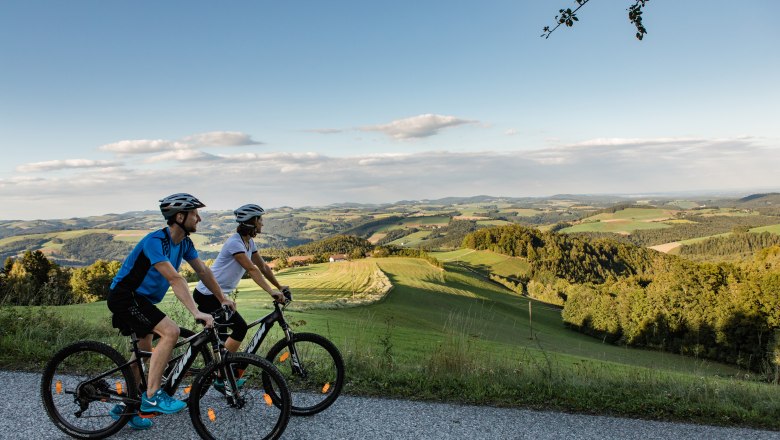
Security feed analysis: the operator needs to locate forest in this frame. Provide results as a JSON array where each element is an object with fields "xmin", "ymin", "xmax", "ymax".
[{"xmin": 462, "ymin": 224, "xmax": 780, "ymax": 372}]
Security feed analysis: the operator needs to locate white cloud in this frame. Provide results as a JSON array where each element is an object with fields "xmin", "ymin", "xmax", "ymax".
[
  {"xmin": 16, "ymin": 159, "xmax": 122, "ymax": 173},
  {"xmin": 505, "ymin": 128, "xmax": 518, "ymax": 136},
  {"xmin": 99, "ymin": 131, "xmax": 261, "ymax": 155},
  {"xmin": 99, "ymin": 139, "xmax": 185, "ymax": 154},
  {"xmin": 360, "ymin": 114, "xmax": 477, "ymax": 139},
  {"xmin": 180, "ymin": 131, "xmax": 262, "ymax": 147},
  {"xmin": 3, "ymin": 136, "xmax": 778, "ymax": 219},
  {"xmin": 304, "ymin": 128, "xmax": 344, "ymax": 134},
  {"xmin": 145, "ymin": 150, "xmax": 219, "ymax": 163}
]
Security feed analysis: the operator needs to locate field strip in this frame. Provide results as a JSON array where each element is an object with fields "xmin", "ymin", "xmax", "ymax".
[
  {"xmin": 649, "ymin": 242, "xmax": 682, "ymax": 253},
  {"xmin": 441, "ymin": 249, "xmax": 475, "ymax": 261}
]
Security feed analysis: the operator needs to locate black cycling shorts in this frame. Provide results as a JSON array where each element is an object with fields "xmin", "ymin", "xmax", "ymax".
[
  {"xmin": 107, "ymin": 289, "xmax": 166, "ymax": 337},
  {"xmin": 193, "ymin": 288, "xmax": 248, "ymax": 342}
]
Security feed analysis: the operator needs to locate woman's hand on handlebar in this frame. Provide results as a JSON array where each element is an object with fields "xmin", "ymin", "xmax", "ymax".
[
  {"xmin": 270, "ymin": 290, "xmax": 286, "ymax": 303},
  {"xmin": 220, "ymin": 298, "xmax": 236, "ymax": 312}
]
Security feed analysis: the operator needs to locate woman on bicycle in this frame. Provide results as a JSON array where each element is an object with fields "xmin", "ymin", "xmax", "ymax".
[{"xmin": 192, "ymin": 204, "xmax": 286, "ymax": 358}]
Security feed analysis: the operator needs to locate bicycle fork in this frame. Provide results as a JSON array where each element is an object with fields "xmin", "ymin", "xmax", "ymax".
[{"xmin": 282, "ymin": 329, "xmax": 306, "ymax": 378}]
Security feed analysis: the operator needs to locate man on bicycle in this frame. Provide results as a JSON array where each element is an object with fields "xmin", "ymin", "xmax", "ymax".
[
  {"xmin": 192, "ymin": 204, "xmax": 286, "ymax": 364},
  {"xmin": 107, "ymin": 193, "xmax": 235, "ymax": 429}
]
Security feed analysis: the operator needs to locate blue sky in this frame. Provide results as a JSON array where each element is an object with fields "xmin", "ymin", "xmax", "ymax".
[{"xmin": 1, "ymin": 1, "xmax": 778, "ymax": 220}]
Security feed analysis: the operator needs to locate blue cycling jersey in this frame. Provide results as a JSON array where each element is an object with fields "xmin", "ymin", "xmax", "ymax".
[{"xmin": 110, "ymin": 228, "xmax": 198, "ymax": 304}]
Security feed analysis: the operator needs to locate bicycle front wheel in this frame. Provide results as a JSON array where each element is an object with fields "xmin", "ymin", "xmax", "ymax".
[
  {"xmin": 189, "ymin": 352, "xmax": 291, "ymax": 440},
  {"xmin": 265, "ymin": 332, "xmax": 345, "ymax": 416},
  {"xmin": 41, "ymin": 340, "xmax": 137, "ymax": 439}
]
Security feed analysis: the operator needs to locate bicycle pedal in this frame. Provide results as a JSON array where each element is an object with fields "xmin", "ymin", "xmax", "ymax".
[{"xmin": 138, "ymin": 412, "xmax": 158, "ymax": 419}]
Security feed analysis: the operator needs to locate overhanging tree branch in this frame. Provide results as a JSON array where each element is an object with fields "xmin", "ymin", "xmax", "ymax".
[{"xmin": 542, "ymin": 0, "xmax": 649, "ymax": 40}]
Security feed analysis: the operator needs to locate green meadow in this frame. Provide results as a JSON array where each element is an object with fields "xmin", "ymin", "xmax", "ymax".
[
  {"xmin": 433, "ymin": 249, "xmax": 531, "ymax": 278},
  {"xmin": 4, "ymin": 257, "xmax": 779, "ymax": 428},
  {"xmin": 751, "ymin": 224, "xmax": 780, "ymax": 234},
  {"xmin": 387, "ymin": 230, "xmax": 432, "ymax": 247},
  {"xmin": 561, "ymin": 208, "xmax": 676, "ymax": 234},
  {"xmin": 675, "ymin": 225, "xmax": 780, "ymax": 246}
]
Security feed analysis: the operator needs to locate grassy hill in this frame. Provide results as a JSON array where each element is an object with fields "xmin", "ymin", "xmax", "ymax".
[
  {"xmin": 8, "ymin": 256, "xmax": 779, "ymax": 427},
  {"xmin": 11, "ymin": 257, "xmax": 748, "ymax": 376}
]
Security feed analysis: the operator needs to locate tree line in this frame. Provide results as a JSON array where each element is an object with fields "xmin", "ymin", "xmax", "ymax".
[
  {"xmin": 462, "ymin": 224, "xmax": 780, "ymax": 374},
  {"xmin": 679, "ymin": 232, "xmax": 780, "ymax": 261},
  {"xmin": 0, "ymin": 251, "xmax": 117, "ymax": 306},
  {"xmin": 626, "ymin": 214, "xmax": 779, "ymax": 246}
]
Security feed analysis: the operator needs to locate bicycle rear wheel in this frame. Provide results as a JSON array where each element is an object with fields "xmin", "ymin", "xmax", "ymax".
[
  {"xmin": 41, "ymin": 340, "xmax": 137, "ymax": 439},
  {"xmin": 265, "ymin": 332, "xmax": 345, "ymax": 416},
  {"xmin": 189, "ymin": 352, "xmax": 291, "ymax": 440}
]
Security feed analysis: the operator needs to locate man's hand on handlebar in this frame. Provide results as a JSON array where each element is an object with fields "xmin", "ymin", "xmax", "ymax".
[{"xmin": 194, "ymin": 311, "xmax": 215, "ymax": 328}]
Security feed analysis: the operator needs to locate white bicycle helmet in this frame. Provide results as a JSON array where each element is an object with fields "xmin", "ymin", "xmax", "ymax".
[
  {"xmin": 159, "ymin": 193, "xmax": 206, "ymax": 219},
  {"xmin": 234, "ymin": 204, "xmax": 266, "ymax": 223}
]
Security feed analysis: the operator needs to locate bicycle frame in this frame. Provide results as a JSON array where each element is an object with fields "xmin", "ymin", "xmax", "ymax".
[
  {"xmin": 243, "ymin": 301, "xmax": 294, "ymax": 357},
  {"xmin": 134, "ymin": 328, "xmax": 220, "ymax": 397},
  {"xmin": 84, "ymin": 324, "xmax": 226, "ymax": 410}
]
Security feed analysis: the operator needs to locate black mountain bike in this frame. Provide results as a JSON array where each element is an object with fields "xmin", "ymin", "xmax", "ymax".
[
  {"xmin": 41, "ymin": 309, "xmax": 291, "ymax": 440},
  {"xmin": 241, "ymin": 288, "xmax": 345, "ymax": 416}
]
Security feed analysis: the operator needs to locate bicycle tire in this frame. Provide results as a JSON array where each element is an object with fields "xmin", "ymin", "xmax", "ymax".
[
  {"xmin": 264, "ymin": 332, "xmax": 345, "ymax": 416},
  {"xmin": 41, "ymin": 340, "xmax": 137, "ymax": 439},
  {"xmin": 189, "ymin": 352, "xmax": 291, "ymax": 440}
]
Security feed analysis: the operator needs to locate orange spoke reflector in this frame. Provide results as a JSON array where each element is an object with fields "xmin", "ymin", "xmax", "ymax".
[
  {"xmin": 263, "ymin": 393, "xmax": 273, "ymax": 406},
  {"xmin": 237, "ymin": 369, "xmax": 245, "ymax": 378},
  {"xmin": 279, "ymin": 352, "xmax": 290, "ymax": 362},
  {"xmin": 322, "ymin": 382, "xmax": 330, "ymax": 394},
  {"xmin": 55, "ymin": 380, "xmax": 62, "ymax": 394},
  {"xmin": 208, "ymin": 408, "xmax": 216, "ymax": 422},
  {"xmin": 184, "ymin": 385, "xmax": 192, "ymax": 394},
  {"xmin": 116, "ymin": 382, "xmax": 123, "ymax": 395}
]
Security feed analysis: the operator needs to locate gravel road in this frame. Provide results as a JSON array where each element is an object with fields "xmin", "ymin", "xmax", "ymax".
[{"xmin": 4, "ymin": 370, "xmax": 776, "ymax": 439}]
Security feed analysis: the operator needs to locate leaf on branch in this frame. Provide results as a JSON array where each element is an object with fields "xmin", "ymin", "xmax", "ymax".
[{"xmin": 542, "ymin": 0, "xmax": 648, "ymax": 40}]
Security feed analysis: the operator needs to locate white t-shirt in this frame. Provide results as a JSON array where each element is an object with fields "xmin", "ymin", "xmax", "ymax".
[{"xmin": 196, "ymin": 233, "xmax": 256, "ymax": 296}]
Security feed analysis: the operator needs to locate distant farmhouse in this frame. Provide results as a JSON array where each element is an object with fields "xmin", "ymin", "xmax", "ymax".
[{"xmin": 329, "ymin": 254, "xmax": 348, "ymax": 263}]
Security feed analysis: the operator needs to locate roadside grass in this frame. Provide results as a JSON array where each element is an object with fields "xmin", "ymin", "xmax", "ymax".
[{"xmin": 3, "ymin": 257, "xmax": 778, "ymax": 429}]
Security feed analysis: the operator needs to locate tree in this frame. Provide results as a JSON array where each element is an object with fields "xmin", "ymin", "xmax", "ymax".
[
  {"xmin": 20, "ymin": 250, "xmax": 51, "ymax": 289},
  {"xmin": 70, "ymin": 260, "xmax": 121, "ymax": 303},
  {"xmin": 542, "ymin": 0, "xmax": 649, "ymax": 40}
]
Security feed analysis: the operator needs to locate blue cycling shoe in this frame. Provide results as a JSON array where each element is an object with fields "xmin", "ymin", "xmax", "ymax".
[
  {"xmin": 213, "ymin": 377, "xmax": 247, "ymax": 393},
  {"xmin": 140, "ymin": 389, "xmax": 187, "ymax": 414},
  {"xmin": 109, "ymin": 404, "xmax": 153, "ymax": 430}
]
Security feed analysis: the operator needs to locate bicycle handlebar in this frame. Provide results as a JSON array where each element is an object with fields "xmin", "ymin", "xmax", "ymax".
[
  {"xmin": 281, "ymin": 287, "xmax": 292, "ymax": 303},
  {"xmin": 195, "ymin": 305, "xmax": 234, "ymax": 326}
]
